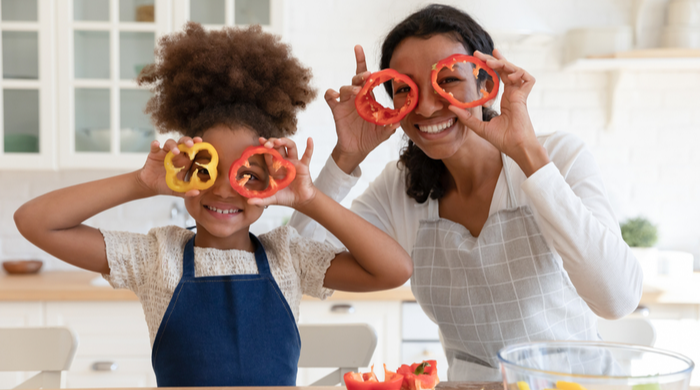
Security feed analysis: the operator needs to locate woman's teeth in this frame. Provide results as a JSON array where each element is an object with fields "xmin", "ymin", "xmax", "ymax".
[
  {"xmin": 206, "ymin": 206, "xmax": 240, "ymax": 214},
  {"xmin": 418, "ymin": 118, "xmax": 455, "ymax": 134}
]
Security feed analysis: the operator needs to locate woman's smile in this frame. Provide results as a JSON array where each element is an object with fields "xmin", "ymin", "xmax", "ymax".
[{"xmin": 416, "ymin": 117, "xmax": 457, "ymax": 134}]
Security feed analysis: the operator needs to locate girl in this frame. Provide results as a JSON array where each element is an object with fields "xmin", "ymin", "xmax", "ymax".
[
  {"xmin": 14, "ymin": 22, "xmax": 412, "ymax": 387},
  {"xmin": 289, "ymin": 4, "xmax": 642, "ymax": 380}
]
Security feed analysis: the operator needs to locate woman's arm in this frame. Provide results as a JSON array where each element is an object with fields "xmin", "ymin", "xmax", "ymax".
[
  {"xmin": 523, "ymin": 134, "xmax": 643, "ymax": 320},
  {"xmin": 14, "ymin": 138, "xmax": 188, "ymax": 274}
]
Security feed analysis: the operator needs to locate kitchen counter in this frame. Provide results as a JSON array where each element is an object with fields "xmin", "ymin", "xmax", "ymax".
[
  {"xmin": 2, "ymin": 270, "xmax": 699, "ymax": 304},
  {"xmin": 34, "ymin": 382, "xmax": 503, "ymax": 390},
  {"xmin": 0, "ymin": 271, "xmax": 415, "ymax": 301}
]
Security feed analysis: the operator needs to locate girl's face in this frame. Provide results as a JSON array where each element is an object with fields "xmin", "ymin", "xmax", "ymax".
[
  {"xmin": 184, "ymin": 124, "xmax": 265, "ymax": 249},
  {"xmin": 389, "ymin": 34, "xmax": 483, "ymax": 160}
]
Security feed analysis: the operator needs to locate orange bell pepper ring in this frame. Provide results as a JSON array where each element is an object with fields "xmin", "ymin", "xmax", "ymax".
[
  {"xmin": 431, "ymin": 54, "xmax": 499, "ymax": 108},
  {"xmin": 344, "ymin": 365, "xmax": 403, "ymax": 390},
  {"xmin": 355, "ymin": 68, "xmax": 419, "ymax": 125},
  {"xmin": 228, "ymin": 146, "xmax": 296, "ymax": 198},
  {"xmin": 163, "ymin": 142, "xmax": 219, "ymax": 193}
]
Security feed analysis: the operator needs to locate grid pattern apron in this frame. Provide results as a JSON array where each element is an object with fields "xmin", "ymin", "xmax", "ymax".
[{"xmin": 410, "ymin": 154, "xmax": 599, "ymax": 381}]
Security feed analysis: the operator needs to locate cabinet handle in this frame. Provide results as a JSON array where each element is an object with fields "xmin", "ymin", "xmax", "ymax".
[
  {"xmin": 92, "ymin": 361, "xmax": 118, "ymax": 372},
  {"xmin": 330, "ymin": 304, "xmax": 355, "ymax": 314}
]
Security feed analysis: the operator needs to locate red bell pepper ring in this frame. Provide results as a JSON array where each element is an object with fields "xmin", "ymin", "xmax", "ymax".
[
  {"xmin": 396, "ymin": 360, "xmax": 440, "ymax": 390},
  {"xmin": 228, "ymin": 145, "xmax": 296, "ymax": 198},
  {"xmin": 163, "ymin": 142, "xmax": 219, "ymax": 193},
  {"xmin": 344, "ymin": 365, "xmax": 404, "ymax": 390},
  {"xmin": 355, "ymin": 69, "xmax": 419, "ymax": 125},
  {"xmin": 431, "ymin": 54, "xmax": 499, "ymax": 108}
]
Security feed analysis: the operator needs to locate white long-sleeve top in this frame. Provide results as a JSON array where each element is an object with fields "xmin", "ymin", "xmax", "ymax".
[{"xmin": 290, "ymin": 131, "xmax": 642, "ymax": 319}]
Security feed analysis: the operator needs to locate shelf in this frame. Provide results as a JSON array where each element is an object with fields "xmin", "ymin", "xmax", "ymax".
[{"xmin": 564, "ymin": 48, "xmax": 700, "ymax": 71}]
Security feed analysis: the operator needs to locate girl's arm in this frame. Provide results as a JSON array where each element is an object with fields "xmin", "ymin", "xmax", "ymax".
[
  {"xmin": 14, "ymin": 138, "xmax": 192, "ymax": 274},
  {"xmin": 251, "ymin": 137, "xmax": 413, "ymax": 292}
]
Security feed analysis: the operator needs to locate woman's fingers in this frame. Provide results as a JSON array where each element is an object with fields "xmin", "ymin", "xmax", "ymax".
[
  {"xmin": 339, "ymin": 85, "xmax": 361, "ymax": 103},
  {"xmin": 352, "ymin": 71, "xmax": 371, "ymax": 87},
  {"xmin": 448, "ymin": 106, "xmax": 488, "ymax": 139},
  {"xmin": 354, "ymin": 45, "xmax": 368, "ymax": 75},
  {"xmin": 324, "ymin": 88, "xmax": 340, "ymax": 110}
]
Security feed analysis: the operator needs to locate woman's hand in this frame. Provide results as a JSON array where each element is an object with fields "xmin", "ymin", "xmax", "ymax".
[
  {"xmin": 449, "ymin": 49, "xmax": 550, "ymax": 176},
  {"xmin": 325, "ymin": 45, "xmax": 400, "ymax": 174},
  {"xmin": 246, "ymin": 137, "xmax": 316, "ymax": 209},
  {"xmin": 136, "ymin": 136, "xmax": 203, "ymax": 198}
]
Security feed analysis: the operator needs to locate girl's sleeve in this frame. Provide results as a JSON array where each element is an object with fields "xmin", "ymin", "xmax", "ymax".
[
  {"xmin": 281, "ymin": 226, "xmax": 344, "ymax": 299},
  {"xmin": 288, "ymin": 156, "xmax": 407, "ymax": 250},
  {"xmin": 522, "ymin": 132, "xmax": 643, "ymax": 319},
  {"xmin": 99, "ymin": 229, "xmax": 159, "ymax": 295}
]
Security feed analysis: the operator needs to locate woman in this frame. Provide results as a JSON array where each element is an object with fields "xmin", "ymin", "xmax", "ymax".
[{"xmin": 289, "ymin": 4, "xmax": 642, "ymax": 380}]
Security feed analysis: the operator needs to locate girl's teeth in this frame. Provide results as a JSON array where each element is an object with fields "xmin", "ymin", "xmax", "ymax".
[
  {"xmin": 419, "ymin": 118, "xmax": 455, "ymax": 133},
  {"xmin": 208, "ymin": 206, "xmax": 238, "ymax": 214}
]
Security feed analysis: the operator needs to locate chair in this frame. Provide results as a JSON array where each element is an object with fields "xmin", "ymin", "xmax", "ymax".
[
  {"xmin": 0, "ymin": 327, "xmax": 79, "ymax": 389},
  {"xmin": 597, "ymin": 317, "xmax": 656, "ymax": 346},
  {"xmin": 298, "ymin": 323, "xmax": 377, "ymax": 386}
]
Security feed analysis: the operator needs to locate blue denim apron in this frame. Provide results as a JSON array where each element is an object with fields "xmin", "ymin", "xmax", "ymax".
[{"xmin": 151, "ymin": 233, "xmax": 301, "ymax": 387}]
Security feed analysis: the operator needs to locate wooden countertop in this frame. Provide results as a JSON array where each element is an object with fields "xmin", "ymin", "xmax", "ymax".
[
  {"xmin": 43, "ymin": 382, "xmax": 503, "ymax": 390},
  {"xmin": 0, "ymin": 271, "xmax": 416, "ymax": 302},
  {"xmin": 2, "ymin": 270, "xmax": 699, "ymax": 304}
]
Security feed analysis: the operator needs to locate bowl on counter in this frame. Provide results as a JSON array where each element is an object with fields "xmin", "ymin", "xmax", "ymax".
[
  {"xmin": 2, "ymin": 260, "xmax": 43, "ymax": 274},
  {"xmin": 498, "ymin": 341, "xmax": 693, "ymax": 390}
]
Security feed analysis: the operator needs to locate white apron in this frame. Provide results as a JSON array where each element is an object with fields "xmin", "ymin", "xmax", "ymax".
[{"xmin": 410, "ymin": 154, "xmax": 599, "ymax": 381}]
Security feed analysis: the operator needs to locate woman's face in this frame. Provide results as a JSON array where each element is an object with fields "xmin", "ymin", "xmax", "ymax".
[
  {"xmin": 389, "ymin": 34, "xmax": 483, "ymax": 160},
  {"xmin": 184, "ymin": 124, "xmax": 265, "ymax": 247}
]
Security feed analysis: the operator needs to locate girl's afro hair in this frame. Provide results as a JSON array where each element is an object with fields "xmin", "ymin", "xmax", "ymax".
[{"xmin": 137, "ymin": 22, "xmax": 316, "ymax": 138}]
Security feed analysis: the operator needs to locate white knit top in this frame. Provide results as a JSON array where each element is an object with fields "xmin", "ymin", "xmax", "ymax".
[{"xmin": 100, "ymin": 225, "xmax": 341, "ymax": 346}]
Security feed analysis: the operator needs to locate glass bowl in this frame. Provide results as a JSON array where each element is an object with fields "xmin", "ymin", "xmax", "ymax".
[{"xmin": 498, "ymin": 341, "xmax": 694, "ymax": 390}]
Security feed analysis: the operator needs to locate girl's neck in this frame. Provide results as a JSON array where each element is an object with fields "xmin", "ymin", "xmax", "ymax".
[
  {"xmin": 441, "ymin": 133, "xmax": 503, "ymax": 197},
  {"xmin": 193, "ymin": 225, "xmax": 256, "ymax": 252}
]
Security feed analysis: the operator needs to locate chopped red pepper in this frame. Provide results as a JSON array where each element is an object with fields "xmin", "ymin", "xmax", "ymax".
[
  {"xmin": 396, "ymin": 360, "xmax": 439, "ymax": 390},
  {"xmin": 355, "ymin": 69, "xmax": 419, "ymax": 125},
  {"xmin": 431, "ymin": 54, "xmax": 499, "ymax": 108},
  {"xmin": 344, "ymin": 365, "xmax": 403, "ymax": 390},
  {"xmin": 163, "ymin": 142, "xmax": 219, "ymax": 193},
  {"xmin": 228, "ymin": 146, "xmax": 296, "ymax": 198}
]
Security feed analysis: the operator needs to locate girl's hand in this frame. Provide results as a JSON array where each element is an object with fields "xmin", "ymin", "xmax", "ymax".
[
  {"xmin": 246, "ymin": 137, "xmax": 316, "ymax": 209},
  {"xmin": 324, "ymin": 45, "xmax": 400, "ymax": 174},
  {"xmin": 449, "ymin": 49, "xmax": 550, "ymax": 176},
  {"xmin": 136, "ymin": 136, "xmax": 203, "ymax": 198}
]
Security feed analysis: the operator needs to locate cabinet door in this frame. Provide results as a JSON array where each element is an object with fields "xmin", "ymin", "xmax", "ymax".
[
  {"xmin": 172, "ymin": 0, "xmax": 283, "ymax": 35},
  {"xmin": 0, "ymin": 0, "xmax": 56, "ymax": 169},
  {"xmin": 297, "ymin": 300, "xmax": 401, "ymax": 385},
  {"xmin": 0, "ymin": 302, "xmax": 44, "ymax": 389},
  {"xmin": 56, "ymin": 0, "xmax": 171, "ymax": 169},
  {"xmin": 45, "ymin": 301, "xmax": 156, "ymax": 388}
]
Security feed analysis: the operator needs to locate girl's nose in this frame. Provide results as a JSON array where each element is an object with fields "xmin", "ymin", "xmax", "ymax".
[
  {"xmin": 413, "ymin": 83, "xmax": 445, "ymax": 118},
  {"xmin": 210, "ymin": 171, "xmax": 239, "ymax": 198}
]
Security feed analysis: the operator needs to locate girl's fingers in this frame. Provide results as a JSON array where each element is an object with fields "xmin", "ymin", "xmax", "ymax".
[
  {"xmin": 247, "ymin": 196, "xmax": 274, "ymax": 208},
  {"xmin": 149, "ymin": 140, "xmax": 161, "ymax": 153},
  {"xmin": 177, "ymin": 136, "xmax": 194, "ymax": 147},
  {"xmin": 301, "ymin": 137, "xmax": 314, "ymax": 166},
  {"xmin": 163, "ymin": 138, "xmax": 179, "ymax": 153},
  {"xmin": 272, "ymin": 138, "xmax": 298, "ymax": 160}
]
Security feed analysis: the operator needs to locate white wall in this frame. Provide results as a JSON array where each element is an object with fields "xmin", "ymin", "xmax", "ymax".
[{"xmin": 2, "ymin": 0, "xmax": 699, "ymax": 272}]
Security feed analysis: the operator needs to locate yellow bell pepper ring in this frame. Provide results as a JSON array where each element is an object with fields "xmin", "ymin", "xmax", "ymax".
[{"xmin": 163, "ymin": 142, "xmax": 219, "ymax": 192}]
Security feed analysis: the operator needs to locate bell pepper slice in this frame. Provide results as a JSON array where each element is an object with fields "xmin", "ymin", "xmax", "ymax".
[
  {"xmin": 344, "ymin": 365, "xmax": 403, "ymax": 390},
  {"xmin": 431, "ymin": 54, "xmax": 499, "ymax": 109},
  {"xmin": 163, "ymin": 142, "xmax": 219, "ymax": 193},
  {"xmin": 355, "ymin": 68, "xmax": 419, "ymax": 125},
  {"xmin": 228, "ymin": 145, "xmax": 296, "ymax": 198},
  {"xmin": 396, "ymin": 360, "xmax": 439, "ymax": 390}
]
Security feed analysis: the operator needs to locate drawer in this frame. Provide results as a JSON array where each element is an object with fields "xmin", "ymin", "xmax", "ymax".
[
  {"xmin": 65, "ymin": 356, "xmax": 156, "ymax": 388},
  {"xmin": 401, "ymin": 302, "xmax": 439, "ymax": 340}
]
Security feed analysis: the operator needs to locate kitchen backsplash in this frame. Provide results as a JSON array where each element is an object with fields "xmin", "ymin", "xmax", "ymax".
[{"xmin": 1, "ymin": 0, "xmax": 699, "ymax": 271}]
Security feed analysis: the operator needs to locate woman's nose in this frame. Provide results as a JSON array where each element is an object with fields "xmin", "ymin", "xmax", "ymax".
[{"xmin": 413, "ymin": 83, "xmax": 445, "ymax": 117}]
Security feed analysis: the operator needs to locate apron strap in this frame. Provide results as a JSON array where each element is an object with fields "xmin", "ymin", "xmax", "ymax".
[
  {"xmin": 182, "ymin": 235, "xmax": 196, "ymax": 279},
  {"xmin": 250, "ymin": 233, "xmax": 272, "ymax": 277},
  {"xmin": 501, "ymin": 153, "xmax": 518, "ymax": 209}
]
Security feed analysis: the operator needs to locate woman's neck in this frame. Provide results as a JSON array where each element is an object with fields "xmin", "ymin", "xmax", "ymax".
[
  {"xmin": 441, "ymin": 133, "xmax": 503, "ymax": 198},
  {"xmin": 193, "ymin": 226, "xmax": 256, "ymax": 252}
]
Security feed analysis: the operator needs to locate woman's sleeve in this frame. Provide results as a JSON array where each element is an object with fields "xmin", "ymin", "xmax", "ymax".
[
  {"xmin": 522, "ymin": 133, "xmax": 643, "ymax": 319},
  {"xmin": 288, "ymin": 156, "xmax": 403, "ymax": 249},
  {"xmin": 99, "ymin": 228, "xmax": 159, "ymax": 296}
]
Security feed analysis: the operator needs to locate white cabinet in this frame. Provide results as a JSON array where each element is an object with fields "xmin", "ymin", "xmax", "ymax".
[
  {"xmin": 296, "ymin": 300, "xmax": 402, "ymax": 385},
  {"xmin": 0, "ymin": 302, "xmax": 45, "ymax": 389},
  {"xmin": 44, "ymin": 301, "xmax": 156, "ymax": 388},
  {"xmin": 0, "ymin": 0, "xmax": 281, "ymax": 170}
]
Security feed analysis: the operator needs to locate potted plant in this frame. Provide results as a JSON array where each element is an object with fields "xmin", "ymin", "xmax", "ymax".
[{"xmin": 621, "ymin": 217, "xmax": 659, "ymax": 279}]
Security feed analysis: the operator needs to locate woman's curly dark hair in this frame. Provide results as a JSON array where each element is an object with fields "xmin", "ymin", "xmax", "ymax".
[
  {"xmin": 137, "ymin": 22, "xmax": 316, "ymax": 138},
  {"xmin": 380, "ymin": 4, "xmax": 499, "ymax": 203}
]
